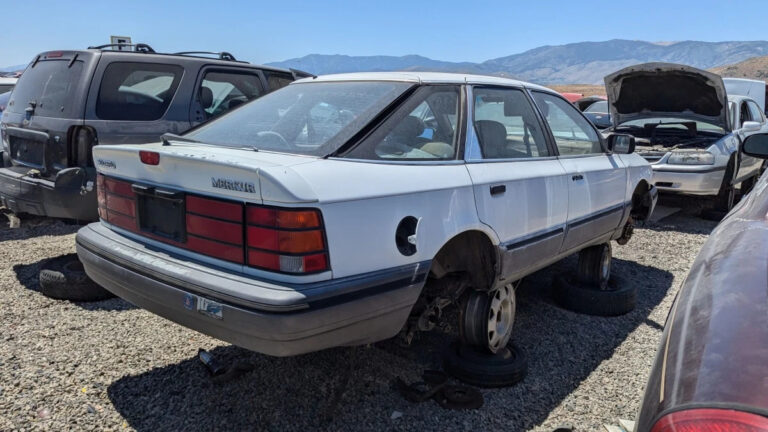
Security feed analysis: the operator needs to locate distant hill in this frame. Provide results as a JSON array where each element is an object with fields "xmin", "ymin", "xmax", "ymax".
[
  {"xmin": 267, "ymin": 39, "xmax": 768, "ymax": 84},
  {"xmin": 710, "ymin": 55, "xmax": 768, "ymax": 80},
  {"xmin": 0, "ymin": 64, "xmax": 26, "ymax": 73}
]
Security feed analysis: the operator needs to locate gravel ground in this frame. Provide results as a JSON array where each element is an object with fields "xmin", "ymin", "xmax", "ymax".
[{"xmin": 0, "ymin": 207, "xmax": 717, "ymax": 431}]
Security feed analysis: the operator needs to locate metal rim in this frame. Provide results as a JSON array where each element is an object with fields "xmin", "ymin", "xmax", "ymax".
[
  {"xmin": 600, "ymin": 249, "xmax": 611, "ymax": 282},
  {"xmin": 486, "ymin": 283, "xmax": 516, "ymax": 352}
]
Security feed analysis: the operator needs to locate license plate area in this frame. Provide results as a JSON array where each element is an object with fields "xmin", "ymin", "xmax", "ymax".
[
  {"xmin": 9, "ymin": 136, "xmax": 46, "ymax": 168},
  {"xmin": 135, "ymin": 186, "xmax": 186, "ymax": 243}
]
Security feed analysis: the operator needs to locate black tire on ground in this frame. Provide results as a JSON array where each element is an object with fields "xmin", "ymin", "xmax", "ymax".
[
  {"xmin": 554, "ymin": 274, "xmax": 635, "ymax": 317},
  {"xmin": 577, "ymin": 243, "xmax": 612, "ymax": 289},
  {"xmin": 39, "ymin": 254, "xmax": 114, "ymax": 301},
  {"xmin": 443, "ymin": 341, "xmax": 527, "ymax": 388}
]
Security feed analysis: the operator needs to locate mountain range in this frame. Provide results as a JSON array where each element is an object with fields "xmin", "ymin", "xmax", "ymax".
[{"xmin": 267, "ymin": 39, "xmax": 768, "ymax": 84}]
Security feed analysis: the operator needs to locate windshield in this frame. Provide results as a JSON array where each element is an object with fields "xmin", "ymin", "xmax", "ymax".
[
  {"xmin": 584, "ymin": 100, "xmax": 607, "ymax": 113},
  {"xmin": 617, "ymin": 117, "xmax": 725, "ymax": 134},
  {"xmin": 186, "ymin": 81, "xmax": 414, "ymax": 156}
]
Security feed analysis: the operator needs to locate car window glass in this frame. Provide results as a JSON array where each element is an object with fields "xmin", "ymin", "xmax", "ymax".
[
  {"xmin": 345, "ymin": 85, "xmax": 460, "ymax": 160},
  {"xmin": 199, "ymin": 71, "xmax": 264, "ymax": 120},
  {"xmin": 584, "ymin": 100, "xmax": 608, "ymax": 113},
  {"xmin": 0, "ymin": 84, "xmax": 13, "ymax": 93},
  {"xmin": 265, "ymin": 72, "xmax": 294, "ymax": 91},
  {"xmin": 186, "ymin": 81, "xmax": 413, "ymax": 157},
  {"xmin": 532, "ymin": 91, "xmax": 602, "ymax": 155},
  {"xmin": 7, "ymin": 60, "xmax": 84, "ymax": 117},
  {"xmin": 96, "ymin": 62, "xmax": 183, "ymax": 121},
  {"xmin": 740, "ymin": 102, "xmax": 752, "ymax": 125},
  {"xmin": 747, "ymin": 101, "xmax": 764, "ymax": 123},
  {"xmin": 473, "ymin": 87, "xmax": 549, "ymax": 159}
]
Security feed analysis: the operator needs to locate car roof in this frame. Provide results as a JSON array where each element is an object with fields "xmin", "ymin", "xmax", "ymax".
[
  {"xmin": 91, "ymin": 50, "xmax": 294, "ymax": 74},
  {"xmin": 297, "ymin": 71, "xmax": 556, "ymax": 93},
  {"xmin": 0, "ymin": 77, "xmax": 18, "ymax": 85},
  {"xmin": 728, "ymin": 94, "xmax": 757, "ymax": 103}
]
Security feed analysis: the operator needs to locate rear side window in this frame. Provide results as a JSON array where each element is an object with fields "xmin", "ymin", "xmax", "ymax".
[
  {"xmin": 8, "ymin": 60, "xmax": 84, "ymax": 117},
  {"xmin": 473, "ymin": 87, "xmax": 549, "ymax": 159},
  {"xmin": 198, "ymin": 70, "xmax": 264, "ymax": 120},
  {"xmin": 265, "ymin": 72, "xmax": 294, "ymax": 91},
  {"xmin": 96, "ymin": 62, "xmax": 183, "ymax": 121}
]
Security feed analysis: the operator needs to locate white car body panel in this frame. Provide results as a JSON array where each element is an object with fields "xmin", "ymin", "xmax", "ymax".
[{"xmin": 79, "ymin": 71, "xmax": 656, "ymax": 356}]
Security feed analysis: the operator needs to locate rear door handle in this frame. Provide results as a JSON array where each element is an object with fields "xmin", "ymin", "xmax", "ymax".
[
  {"xmin": 490, "ymin": 185, "xmax": 506, "ymax": 196},
  {"xmin": 572, "ymin": 174, "xmax": 584, "ymax": 181}
]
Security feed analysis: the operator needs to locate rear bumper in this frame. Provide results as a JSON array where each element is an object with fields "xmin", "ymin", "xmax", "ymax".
[
  {"xmin": 651, "ymin": 166, "xmax": 726, "ymax": 196},
  {"xmin": 0, "ymin": 166, "xmax": 97, "ymax": 220},
  {"xmin": 76, "ymin": 223, "xmax": 428, "ymax": 356}
]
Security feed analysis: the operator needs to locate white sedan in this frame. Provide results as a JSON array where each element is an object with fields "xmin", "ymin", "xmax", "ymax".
[{"xmin": 76, "ymin": 72, "xmax": 656, "ymax": 357}]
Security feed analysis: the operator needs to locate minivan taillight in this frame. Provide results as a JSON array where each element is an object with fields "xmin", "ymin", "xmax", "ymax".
[
  {"xmin": 651, "ymin": 408, "xmax": 768, "ymax": 432},
  {"xmin": 246, "ymin": 206, "xmax": 328, "ymax": 274}
]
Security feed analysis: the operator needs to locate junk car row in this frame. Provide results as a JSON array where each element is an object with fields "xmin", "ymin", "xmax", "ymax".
[{"xmin": 2, "ymin": 44, "xmax": 768, "ymax": 431}]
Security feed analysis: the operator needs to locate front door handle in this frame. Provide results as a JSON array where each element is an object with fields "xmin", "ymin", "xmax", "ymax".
[
  {"xmin": 572, "ymin": 174, "xmax": 584, "ymax": 181},
  {"xmin": 490, "ymin": 185, "xmax": 506, "ymax": 196}
]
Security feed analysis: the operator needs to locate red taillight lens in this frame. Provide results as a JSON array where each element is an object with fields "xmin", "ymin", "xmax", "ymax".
[
  {"xmin": 651, "ymin": 409, "xmax": 768, "ymax": 432},
  {"xmin": 98, "ymin": 175, "xmax": 137, "ymax": 231},
  {"xmin": 246, "ymin": 206, "xmax": 328, "ymax": 274},
  {"xmin": 139, "ymin": 151, "xmax": 160, "ymax": 165},
  {"xmin": 97, "ymin": 174, "xmax": 107, "ymax": 220}
]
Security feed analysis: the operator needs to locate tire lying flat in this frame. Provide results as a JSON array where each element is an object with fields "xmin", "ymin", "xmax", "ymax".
[
  {"xmin": 443, "ymin": 341, "xmax": 527, "ymax": 388},
  {"xmin": 39, "ymin": 254, "xmax": 114, "ymax": 301},
  {"xmin": 554, "ymin": 274, "xmax": 635, "ymax": 317}
]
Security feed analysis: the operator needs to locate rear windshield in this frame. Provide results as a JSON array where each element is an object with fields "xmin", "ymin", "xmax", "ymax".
[
  {"xmin": 96, "ymin": 62, "xmax": 183, "ymax": 121},
  {"xmin": 7, "ymin": 60, "xmax": 84, "ymax": 117},
  {"xmin": 185, "ymin": 81, "xmax": 413, "ymax": 156}
]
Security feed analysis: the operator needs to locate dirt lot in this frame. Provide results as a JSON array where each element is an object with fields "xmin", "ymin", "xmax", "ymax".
[{"xmin": 0, "ymin": 207, "xmax": 716, "ymax": 431}]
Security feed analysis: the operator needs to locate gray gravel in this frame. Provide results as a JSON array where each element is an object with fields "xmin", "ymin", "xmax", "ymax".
[{"xmin": 0, "ymin": 209, "xmax": 717, "ymax": 431}]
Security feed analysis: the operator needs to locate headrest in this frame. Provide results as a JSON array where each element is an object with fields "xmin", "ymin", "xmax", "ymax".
[
  {"xmin": 475, "ymin": 120, "xmax": 507, "ymax": 140},
  {"xmin": 200, "ymin": 86, "xmax": 214, "ymax": 110},
  {"xmin": 391, "ymin": 115, "xmax": 425, "ymax": 138}
]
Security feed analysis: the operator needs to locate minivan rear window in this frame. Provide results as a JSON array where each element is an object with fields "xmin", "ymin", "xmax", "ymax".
[
  {"xmin": 8, "ymin": 60, "xmax": 84, "ymax": 117},
  {"xmin": 96, "ymin": 62, "xmax": 183, "ymax": 121}
]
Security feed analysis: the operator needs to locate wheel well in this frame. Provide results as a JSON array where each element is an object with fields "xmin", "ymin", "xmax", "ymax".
[
  {"xmin": 429, "ymin": 230, "xmax": 497, "ymax": 291},
  {"xmin": 630, "ymin": 180, "xmax": 652, "ymax": 221}
]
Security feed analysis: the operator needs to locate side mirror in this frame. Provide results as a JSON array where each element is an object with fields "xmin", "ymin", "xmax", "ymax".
[
  {"xmin": 741, "ymin": 133, "xmax": 768, "ymax": 159},
  {"xmin": 742, "ymin": 121, "xmax": 762, "ymax": 133},
  {"xmin": 607, "ymin": 133, "xmax": 635, "ymax": 154}
]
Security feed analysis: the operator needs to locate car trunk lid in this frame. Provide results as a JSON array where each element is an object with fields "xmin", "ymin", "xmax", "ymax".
[
  {"xmin": 604, "ymin": 62, "xmax": 730, "ymax": 131},
  {"xmin": 92, "ymin": 141, "xmax": 320, "ymax": 204}
]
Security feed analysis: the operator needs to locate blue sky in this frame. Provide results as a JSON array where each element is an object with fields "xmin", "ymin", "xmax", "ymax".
[{"xmin": 1, "ymin": 0, "xmax": 766, "ymax": 67}]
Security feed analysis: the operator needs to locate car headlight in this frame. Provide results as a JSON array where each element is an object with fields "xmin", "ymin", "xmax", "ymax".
[{"xmin": 667, "ymin": 151, "xmax": 715, "ymax": 165}]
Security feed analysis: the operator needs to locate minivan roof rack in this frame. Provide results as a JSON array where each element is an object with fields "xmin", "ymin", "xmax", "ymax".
[
  {"xmin": 88, "ymin": 43, "xmax": 156, "ymax": 53},
  {"xmin": 173, "ymin": 51, "xmax": 240, "ymax": 62}
]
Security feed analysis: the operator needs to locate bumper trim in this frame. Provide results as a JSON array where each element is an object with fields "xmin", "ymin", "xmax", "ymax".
[
  {"xmin": 76, "ymin": 223, "xmax": 430, "ymax": 314},
  {"xmin": 652, "ymin": 166, "xmax": 726, "ymax": 174}
]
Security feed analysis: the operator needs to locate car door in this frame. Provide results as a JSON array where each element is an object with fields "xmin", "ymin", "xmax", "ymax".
[
  {"xmin": 736, "ymin": 100, "xmax": 767, "ymax": 181},
  {"xmin": 465, "ymin": 86, "xmax": 568, "ymax": 280},
  {"xmin": 530, "ymin": 91, "xmax": 627, "ymax": 253}
]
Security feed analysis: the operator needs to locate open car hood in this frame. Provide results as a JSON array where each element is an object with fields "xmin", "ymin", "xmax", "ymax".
[{"xmin": 604, "ymin": 63, "xmax": 729, "ymax": 130}]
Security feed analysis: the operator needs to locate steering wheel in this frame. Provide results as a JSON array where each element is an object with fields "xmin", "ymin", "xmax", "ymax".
[{"xmin": 255, "ymin": 131, "xmax": 289, "ymax": 149}]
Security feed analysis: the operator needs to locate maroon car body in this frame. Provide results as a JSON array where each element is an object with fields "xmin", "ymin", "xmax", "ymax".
[{"xmin": 635, "ymin": 135, "xmax": 768, "ymax": 431}]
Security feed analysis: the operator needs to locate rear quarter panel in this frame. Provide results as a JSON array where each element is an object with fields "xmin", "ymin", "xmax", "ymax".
[{"xmin": 289, "ymin": 159, "xmax": 496, "ymax": 279}]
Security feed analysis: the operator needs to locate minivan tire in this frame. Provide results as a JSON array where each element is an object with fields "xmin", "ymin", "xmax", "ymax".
[
  {"xmin": 39, "ymin": 254, "xmax": 114, "ymax": 301},
  {"xmin": 554, "ymin": 274, "xmax": 635, "ymax": 316},
  {"xmin": 443, "ymin": 341, "xmax": 527, "ymax": 388}
]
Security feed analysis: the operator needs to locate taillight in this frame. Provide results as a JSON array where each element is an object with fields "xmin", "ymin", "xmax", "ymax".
[
  {"xmin": 184, "ymin": 196, "xmax": 244, "ymax": 264},
  {"xmin": 96, "ymin": 175, "xmax": 329, "ymax": 274},
  {"xmin": 651, "ymin": 409, "xmax": 768, "ymax": 432},
  {"xmin": 246, "ymin": 206, "xmax": 328, "ymax": 274},
  {"xmin": 97, "ymin": 174, "xmax": 137, "ymax": 231},
  {"xmin": 139, "ymin": 151, "xmax": 160, "ymax": 165},
  {"xmin": 69, "ymin": 127, "xmax": 96, "ymax": 167}
]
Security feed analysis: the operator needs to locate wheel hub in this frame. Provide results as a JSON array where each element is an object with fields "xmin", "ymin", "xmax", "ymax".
[{"xmin": 487, "ymin": 284, "xmax": 515, "ymax": 352}]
